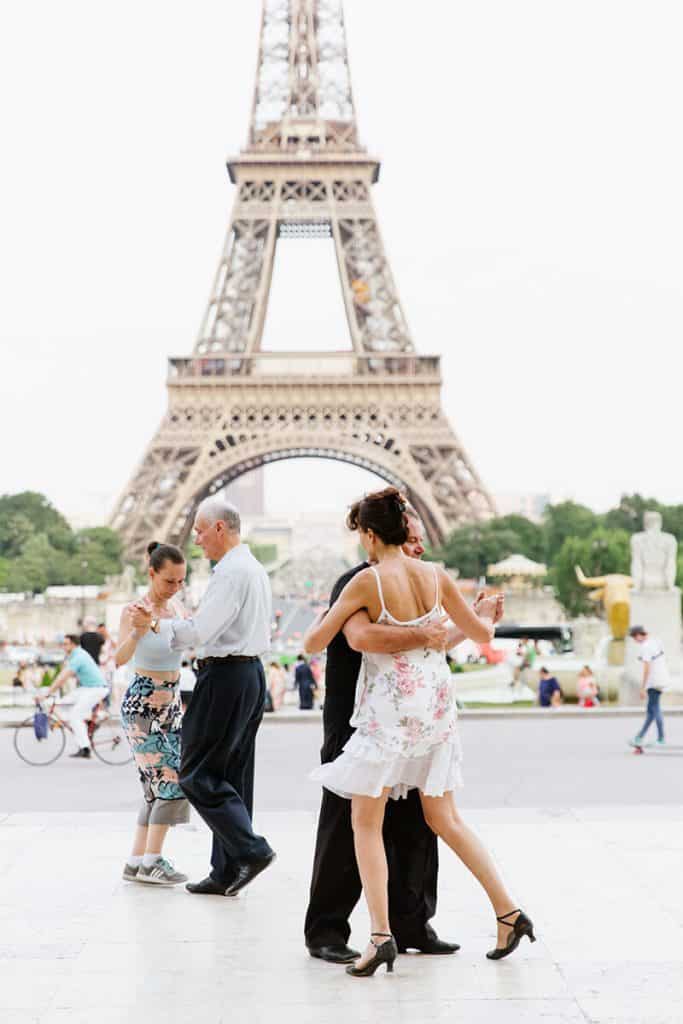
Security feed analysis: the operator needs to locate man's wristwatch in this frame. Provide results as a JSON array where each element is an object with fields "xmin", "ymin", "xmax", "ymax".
[{"xmin": 150, "ymin": 618, "xmax": 160, "ymax": 634}]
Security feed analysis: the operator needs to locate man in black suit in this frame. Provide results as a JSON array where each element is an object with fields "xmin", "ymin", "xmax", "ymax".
[{"xmin": 305, "ymin": 509, "xmax": 485, "ymax": 963}]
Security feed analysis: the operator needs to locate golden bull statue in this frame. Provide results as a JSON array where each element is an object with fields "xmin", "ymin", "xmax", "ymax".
[{"xmin": 575, "ymin": 566, "xmax": 633, "ymax": 639}]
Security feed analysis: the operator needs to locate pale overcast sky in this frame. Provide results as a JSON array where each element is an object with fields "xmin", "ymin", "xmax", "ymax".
[{"xmin": 1, "ymin": 1, "xmax": 682, "ymax": 526}]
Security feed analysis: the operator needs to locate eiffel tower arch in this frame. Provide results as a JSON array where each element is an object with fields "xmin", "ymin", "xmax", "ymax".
[{"xmin": 111, "ymin": 0, "xmax": 496, "ymax": 561}]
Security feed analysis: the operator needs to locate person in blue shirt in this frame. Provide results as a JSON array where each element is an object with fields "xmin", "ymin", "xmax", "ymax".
[
  {"xmin": 538, "ymin": 667, "xmax": 562, "ymax": 708},
  {"xmin": 45, "ymin": 634, "xmax": 110, "ymax": 758}
]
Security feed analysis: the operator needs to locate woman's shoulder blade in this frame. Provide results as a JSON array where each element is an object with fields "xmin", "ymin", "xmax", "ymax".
[{"xmin": 331, "ymin": 562, "xmax": 368, "ymax": 602}]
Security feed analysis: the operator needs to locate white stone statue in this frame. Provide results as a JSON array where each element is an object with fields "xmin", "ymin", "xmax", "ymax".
[{"xmin": 630, "ymin": 511, "xmax": 677, "ymax": 591}]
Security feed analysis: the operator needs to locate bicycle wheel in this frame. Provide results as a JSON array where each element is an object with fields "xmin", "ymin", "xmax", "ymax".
[
  {"xmin": 91, "ymin": 716, "xmax": 133, "ymax": 766},
  {"xmin": 14, "ymin": 716, "xmax": 66, "ymax": 766}
]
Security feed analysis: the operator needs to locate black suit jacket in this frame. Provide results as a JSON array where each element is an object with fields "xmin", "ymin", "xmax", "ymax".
[{"xmin": 320, "ymin": 562, "xmax": 368, "ymax": 763}]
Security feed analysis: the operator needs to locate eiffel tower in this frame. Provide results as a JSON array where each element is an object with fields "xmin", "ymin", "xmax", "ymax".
[{"xmin": 111, "ymin": 0, "xmax": 495, "ymax": 561}]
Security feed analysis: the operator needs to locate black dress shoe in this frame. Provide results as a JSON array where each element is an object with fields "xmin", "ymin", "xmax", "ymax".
[
  {"xmin": 69, "ymin": 747, "xmax": 91, "ymax": 759},
  {"xmin": 224, "ymin": 851, "xmax": 276, "ymax": 896},
  {"xmin": 185, "ymin": 876, "xmax": 235, "ymax": 896},
  {"xmin": 308, "ymin": 944, "xmax": 361, "ymax": 964},
  {"xmin": 397, "ymin": 937, "xmax": 460, "ymax": 955}
]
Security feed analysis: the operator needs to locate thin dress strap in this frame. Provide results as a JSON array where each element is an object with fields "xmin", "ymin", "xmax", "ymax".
[
  {"xmin": 432, "ymin": 563, "xmax": 440, "ymax": 610},
  {"xmin": 370, "ymin": 565, "xmax": 387, "ymax": 615}
]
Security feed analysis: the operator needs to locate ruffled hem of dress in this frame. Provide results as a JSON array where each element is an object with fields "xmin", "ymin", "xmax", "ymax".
[{"xmin": 310, "ymin": 730, "xmax": 464, "ymax": 801}]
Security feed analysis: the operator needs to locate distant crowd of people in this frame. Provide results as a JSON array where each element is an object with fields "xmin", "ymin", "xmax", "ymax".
[{"xmin": 266, "ymin": 654, "xmax": 322, "ymax": 712}]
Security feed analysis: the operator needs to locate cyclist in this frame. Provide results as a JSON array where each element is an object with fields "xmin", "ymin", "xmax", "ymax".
[{"xmin": 43, "ymin": 634, "xmax": 110, "ymax": 759}]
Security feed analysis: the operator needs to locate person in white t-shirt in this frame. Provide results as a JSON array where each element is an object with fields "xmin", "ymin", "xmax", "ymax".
[{"xmin": 629, "ymin": 625, "xmax": 668, "ymax": 747}]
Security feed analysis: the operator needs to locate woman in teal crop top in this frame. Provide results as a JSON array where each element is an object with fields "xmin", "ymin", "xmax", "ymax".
[{"xmin": 116, "ymin": 541, "xmax": 192, "ymax": 887}]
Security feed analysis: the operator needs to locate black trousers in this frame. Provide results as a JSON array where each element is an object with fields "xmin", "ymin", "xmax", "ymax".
[
  {"xmin": 304, "ymin": 774, "xmax": 439, "ymax": 949},
  {"xmin": 179, "ymin": 659, "xmax": 272, "ymax": 884}
]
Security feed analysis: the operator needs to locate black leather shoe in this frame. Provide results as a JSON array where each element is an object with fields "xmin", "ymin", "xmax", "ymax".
[
  {"xmin": 397, "ymin": 937, "xmax": 460, "ymax": 955},
  {"xmin": 185, "ymin": 876, "xmax": 235, "ymax": 896},
  {"xmin": 308, "ymin": 944, "xmax": 361, "ymax": 964},
  {"xmin": 69, "ymin": 747, "xmax": 91, "ymax": 759},
  {"xmin": 224, "ymin": 851, "xmax": 276, "ymax": 896}
]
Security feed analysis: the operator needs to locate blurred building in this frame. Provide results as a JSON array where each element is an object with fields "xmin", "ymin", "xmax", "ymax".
[
  {"xmin": 223, "ymin": 469, "xmax": 265, "ymax": 518},
  {"xmin": 247, "ymin": 522, "xmax": 293, "ymax": 561},
  {"xmin": 494, "ymin": 492, "xmax": 550, "ymax": 523}
]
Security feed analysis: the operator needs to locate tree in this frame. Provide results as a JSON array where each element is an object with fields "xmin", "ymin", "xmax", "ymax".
[
  {"xmin": 494, "ymin": 515, "xmax": 546, "ymax": 563},
  {"xmin": 0, "ymin": 513, "xmax": 34, "ymax": 559},
  {"xmin": 543, "ymin": 501, "xmax": 599, "ymax": 562},
  {"xmin": 551, "ymin": 527, "xmax": 631, "ymax": 617},
  {"xmin": 0, "ymin": 492, "xmax": 71, "ymax": 554},
  {"xmin": 661, "ymin": 504, "xmax": 683, "ymax": 544},
  {"xmin": 603, "ymin": 494, "xmax": 661, "ymax": 534},
  {"xmin": 436, "ymin": 523, "xmax": 527, "ymax": 578},
  {"xmin": 68, "ymin": 528, "xmax": 123, "ymax": 583},
  {"xmin": 0, "ymin": 557, "xmax": 11, "ymax": 590},
  {"xmin": 0, "ymin": 493, "xmax": 124, "ymax": 592},
  {"xmin": 602, "ymin": 494, "xmax": 683, "ymax": 546},
  {"xmin": 4, "ymin": 533, "xmax": 53, "ymax": 594}
]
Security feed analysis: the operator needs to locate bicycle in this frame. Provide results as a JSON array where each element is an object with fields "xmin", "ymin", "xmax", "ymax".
[{"xmin": 13, "ymin": 695, "xmax": 133, "ymax": 767}]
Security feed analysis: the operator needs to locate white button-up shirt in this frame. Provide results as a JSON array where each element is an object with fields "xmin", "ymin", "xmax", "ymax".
[{"xmin": 160, "ymin": 543, "xmax": 272, "ymax": 658}]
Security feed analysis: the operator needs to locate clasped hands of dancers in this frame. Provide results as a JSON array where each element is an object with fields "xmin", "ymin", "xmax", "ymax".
[{"xmin": 117, "ymin": 488, "xmax": 534, "ymax": 978}]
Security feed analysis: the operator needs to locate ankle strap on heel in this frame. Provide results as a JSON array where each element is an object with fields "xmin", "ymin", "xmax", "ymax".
[
  {"xmin": 496, "ymin": 909, "xmax": 520, "ymax": 925},
  {"xmin": 370, "ymin": 932, "xmax": 393, "ymax": 948}
]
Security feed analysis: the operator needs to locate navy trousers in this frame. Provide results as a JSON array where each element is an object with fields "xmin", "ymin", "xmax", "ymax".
[{"xmin": 179, "ymin": 659, "xmax": 272, "ymax": 884}]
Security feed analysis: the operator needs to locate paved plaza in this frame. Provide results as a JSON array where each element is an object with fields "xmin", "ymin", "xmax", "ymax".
[{"xmin": 1, "ymin": 718, "xmax": 682, "ymax": 1022}]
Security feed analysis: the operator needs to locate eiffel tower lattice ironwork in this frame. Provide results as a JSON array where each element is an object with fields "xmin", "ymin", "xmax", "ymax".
[{"xmin": 111, "ymin": 0, "xmax": 496, "ymax": 560}]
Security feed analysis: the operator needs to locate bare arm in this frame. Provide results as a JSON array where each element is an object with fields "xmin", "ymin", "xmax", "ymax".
[
  {"xmin": 444, "ymin": 592, "xmax": 504, "ymax": 649},
  {"xmin": 303, "ymin": 574, "xmax": 371, "ymax": 654},
  {"xmin": 445, "ymin": 624, "xmax": 466, "ymax": 649},
  {"xmin": 45, "ymin": 665, "xmax": 74, "ymax": 698},
  {"xmin": 438, "ymin": 569, "xmax": 495, "ymax": 644},
  {"xmin": 343, "ymin": 609, "xmax": 449, "ymax": 654},
  {"xmin": 115, "ymin": 605, "xmax": 148, "ymax": 667}
]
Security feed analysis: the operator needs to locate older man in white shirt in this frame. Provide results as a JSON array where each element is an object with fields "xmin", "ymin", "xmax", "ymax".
[{"xmin": 132, "ymin": 496, "xmax": 275, "ymax": 897}]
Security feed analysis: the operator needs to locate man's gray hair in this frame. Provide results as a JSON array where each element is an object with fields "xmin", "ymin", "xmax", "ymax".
[{"xmin": 196, "ymin": 496, "xmax": 241, "ymax": 533}]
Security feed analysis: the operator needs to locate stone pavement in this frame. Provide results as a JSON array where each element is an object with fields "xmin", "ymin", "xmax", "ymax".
[{"xmin": 1, "ymin": 804, "xmax": 682, "ymax": 1023}]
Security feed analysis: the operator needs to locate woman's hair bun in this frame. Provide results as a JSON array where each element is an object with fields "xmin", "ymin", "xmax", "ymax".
[
  {"xmin": 147, "ymin": 541, "xmax": 185, "ymax": 571},
  {"xmin": 346, "ymin": 486, "xmax": 409, "ymax": 546}
]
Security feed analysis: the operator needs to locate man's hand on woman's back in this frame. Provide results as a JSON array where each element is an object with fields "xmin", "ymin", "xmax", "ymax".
[{"xmin": 421, "ymin": 616, "xmax": 450, "ymax": 650}]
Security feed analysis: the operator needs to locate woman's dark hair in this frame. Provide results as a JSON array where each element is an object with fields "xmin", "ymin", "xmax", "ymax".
[
  {"xmin": 65, "ymin": 633, "xmax": 80, "ymax": 645},
  {"xmin": 147, "ymin": 541, "xmax": 185, "ymax": 571},
  {"xmin": 346, "ymin": 486, "xmax": 409, "ymax": 546}
]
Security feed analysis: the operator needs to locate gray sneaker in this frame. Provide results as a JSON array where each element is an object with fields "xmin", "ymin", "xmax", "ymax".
[
  {"xmin": 122, "ymin": 862, "xmax": 140, "ymax": 882},
  {"xmin": 137, "ymin": 857, "xmax": 188, "ymax": 886}
]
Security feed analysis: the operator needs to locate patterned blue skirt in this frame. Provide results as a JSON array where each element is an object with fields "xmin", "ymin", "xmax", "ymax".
[{"xmin": 121, "ymin": 674, "xmax": 189, "ymax": 825}]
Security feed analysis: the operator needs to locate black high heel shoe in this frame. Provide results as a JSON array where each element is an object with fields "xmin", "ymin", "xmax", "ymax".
[
  {"xmin": 345, "ymin": 933, "xmax": 397, "ymax": 977},
  {"xmin": 486, "ymin": 909, "xmax": 536, "ymax": 960}
]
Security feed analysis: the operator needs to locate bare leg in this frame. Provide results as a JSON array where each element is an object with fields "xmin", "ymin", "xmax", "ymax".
[
  {"xmin": 145, "ymin": 824, "xmax": 170, "ymax": 856},
  {"xmin": 420, "ymin": 792, "xmax": 519, "ymax": 947},
  {"xmin": 350, "ymin": 790, "xmax": 391, "ymax": 968},
  {"xmin": 131, "ymin": 825, "xmax": 148, "ymax": 857}
]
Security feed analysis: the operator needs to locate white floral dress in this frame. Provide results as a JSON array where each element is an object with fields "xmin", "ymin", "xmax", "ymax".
[{"xmin": 312, "ymin": 565, "xmax": 463, "ymax": 800}]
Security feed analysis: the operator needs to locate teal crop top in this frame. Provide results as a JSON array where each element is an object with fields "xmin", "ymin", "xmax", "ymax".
[{"xmin": 133, "ymin": 627, "xmax": 182, "ymax": 672}]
